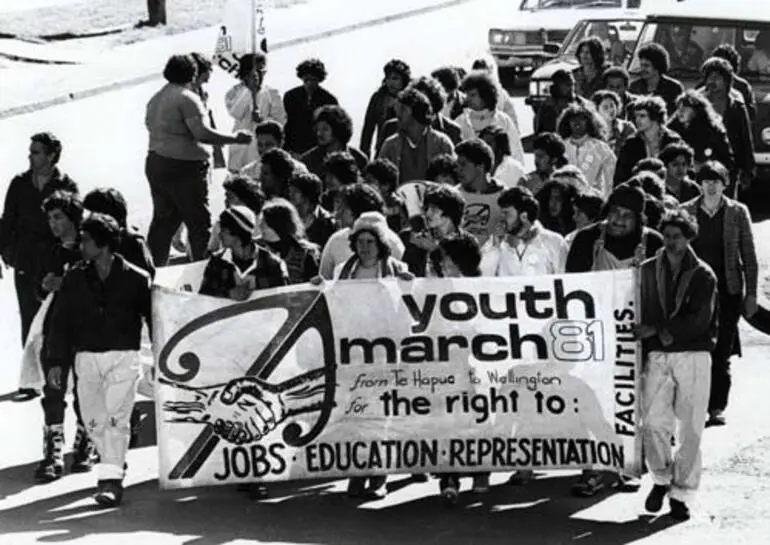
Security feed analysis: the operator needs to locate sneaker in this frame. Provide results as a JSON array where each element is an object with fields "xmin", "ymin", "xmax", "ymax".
[
  {"xmin": 645, "ymin": 484, "xmax": 670, "ymax": 513},
  {"xmin": 508, "ymin": 470, "xmax": 534, "ymax": 486},
  {"xmin": 365, "ymin": 476, "xmax": 387, "ymax": 499},
  {"xmin": 70, "ymin": 424, "xmax": 97, "ymax": 473},
  {"xmin": 706, "ymin": 411, "xmax": 726, "ymax": 428},
  {"xmin": 93, "ymin": 479, "xmax": 123, "ymax": 508},
  {"xmin": 669, "ymin": 498, "xmax": 690, "ymax": 521},
  {"xmin": 471, "ymin": 474, "xmax": 490, "ymax": 493},
  {"xmin": 571, "ymin": 471, "xmax": 605, "ymax": 497}
]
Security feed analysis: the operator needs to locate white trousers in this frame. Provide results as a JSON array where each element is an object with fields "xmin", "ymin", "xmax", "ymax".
[
  {"xmin": 75, "ymin": 351, "xmax": 140, "ymax": 480},
  {"xmin": 642, "ymin": 350, "xmax": 711, "ymax": 502}
]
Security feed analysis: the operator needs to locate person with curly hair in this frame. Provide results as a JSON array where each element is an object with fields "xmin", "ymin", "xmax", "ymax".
[
  {"xmin": 696, "ymin": 44, "xmax": 755, "ymax": 122},
  {"xmin": 520, "ymin": 132, "xmax": 568, "ymax": 195},
  {"xmin": 225, "ymin": 52, "xmax": 286, "ymax": 172},
  {"xmin": 701, "ymin": 57, "xmax": 755, "ymax": 194},
  {"xmin": 536, "ymin": 179, "xmax": 577, "ymax": 237},
  {"xmin": 431, "ymin": 66, "xmax": 466, "ymax": 119},
  {"xmin": 574, "ymin": 37, "xmax": 611, "ymax": 99},
  {"xmin": 667, "ymin": 90, "xmax": 734, "ymax": 173},
  {"xmin": 614, "ymin": 96, "xmax": 682, "ymax": 186},
  {"xmin": 319, "ymin": 151, "xmax": 362, "ymax": 211},
  {"xmin": 360, "ymin": 59, "xmax": 411, "ymax": 157},
  {"xmin": 628, "ymin": 43, "xmax": 684, "ymax": 115},
  {"xmin": 469, "ymin": 56, "xmax": 520, "ymax": 131},
  {"xmin": 601, "ymin": 66, "xmax": 639, "ymax": 120},
  {"xmin": 300, "ymin": 105, "xmax": 368, "ymax": 178},
  {"xmin": 557, "ymin": 103, "xmax": 616, "ymax": 198},
  {"xmin": 456, "ymin": 72, "xmax": 524, "ymax": 164},
  {"xmin": 283, "ymin": 58, "xmax": 339, "ymax": 155},
  {"xmin": 592, "ymin": 89, "xmax": 635, "ymax": 156}
]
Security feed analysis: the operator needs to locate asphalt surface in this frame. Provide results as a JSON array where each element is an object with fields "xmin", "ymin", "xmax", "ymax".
[{"xmin": 1, "ymin": 1, "xmax": 770, "ymax": 543}]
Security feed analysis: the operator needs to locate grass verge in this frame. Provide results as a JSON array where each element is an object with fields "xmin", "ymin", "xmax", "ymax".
[{"xmin": 2, "ymin": 0, "xmax": 309, "ymax": 47}]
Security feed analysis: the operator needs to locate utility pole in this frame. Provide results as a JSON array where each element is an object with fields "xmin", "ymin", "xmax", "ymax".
[{"xmin": 147, "ymin": 0, "xmax": 168, "ymax": 26}]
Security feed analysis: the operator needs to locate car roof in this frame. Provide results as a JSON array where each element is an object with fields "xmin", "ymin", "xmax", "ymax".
[{"xmin": 645, "ymin": 1, "xmax": 770, "ymax": 25}]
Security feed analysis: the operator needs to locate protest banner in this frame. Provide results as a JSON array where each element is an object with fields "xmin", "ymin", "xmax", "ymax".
[
  {"xmin": 213, "ymin": 0, "xmax": 269, "ymax": 78},
  {"xmin": 153, "ymin": 271, "xmax": 642, "ymax": 489}
]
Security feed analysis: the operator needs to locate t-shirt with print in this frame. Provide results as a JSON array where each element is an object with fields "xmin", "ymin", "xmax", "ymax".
[{"xmin": 456, "ymin": 179, "xmax": 505, "ymax": 247}]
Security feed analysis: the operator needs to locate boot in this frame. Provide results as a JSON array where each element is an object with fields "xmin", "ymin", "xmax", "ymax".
[
  {"xmin": 34, "ymin": 424, "xmax": 64, "ymax": 483},
  {"xmin": 70, "ymin": 424, "xmax": 97, "ymax": 473},
  {"xmin": 93, "ymin": 479, "xmax": 123, "ymax": 508}
]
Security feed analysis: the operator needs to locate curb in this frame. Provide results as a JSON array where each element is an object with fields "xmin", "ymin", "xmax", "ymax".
[{"xmin": 0, "ymin": 0, "xmax": 474, "ymax": 120}]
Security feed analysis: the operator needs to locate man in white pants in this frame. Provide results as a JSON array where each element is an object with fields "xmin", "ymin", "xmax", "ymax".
[
  {"xmin": 45, "ymin": 213, "xmax": 152, "ymax": 507},
  {"xmin": 635, "ymin": 208, "xmax": 717, "ymax": 521}
]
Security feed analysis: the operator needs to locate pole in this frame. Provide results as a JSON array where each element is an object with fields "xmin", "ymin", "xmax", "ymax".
[{"xmin": 250, "ymin": 0, "xmax": 259, "ymax": 122}]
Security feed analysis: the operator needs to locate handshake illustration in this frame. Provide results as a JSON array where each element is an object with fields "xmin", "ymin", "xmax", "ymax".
[{"xmin": 162, "ymin": 368, "xmax": 327, "ymax": 445}]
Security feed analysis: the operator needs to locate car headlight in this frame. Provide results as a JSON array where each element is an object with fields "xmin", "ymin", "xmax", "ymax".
[
  {"xmin": 762, "ymin": 127, "xmax": 770, "ymax": 145},
  {"xmin": 489, "ymin": 30, "xmax": 505, "ymax": 44}
]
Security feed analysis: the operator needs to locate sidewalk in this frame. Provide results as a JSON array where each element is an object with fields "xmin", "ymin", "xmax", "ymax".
[{"xmin": 0, "ymin": 0, "xmax": 475, "ymax": 119}]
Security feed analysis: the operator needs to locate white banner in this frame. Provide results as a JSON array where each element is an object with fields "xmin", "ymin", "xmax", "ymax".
[
  {"xmin": 153, "ymin": 271, "xmax": 643, "ymax": 489},
  {"xmin": 213, "ymin": 0, "xmax": 270, "ymax": 78}
]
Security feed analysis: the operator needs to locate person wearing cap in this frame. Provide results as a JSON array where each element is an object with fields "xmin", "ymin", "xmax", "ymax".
[
  {"xmin": 520, "ymin": 133, "xmax": 569, "ymax": 195},
  {"xmin": 614, "ymin": 96, "xmax": 683, "ymax": 187},
  {"xmin": 534, "ymin": 69, "xmax": 592, "ymax": 135},
  {"xmin": 35, "ymin": 191, "xmax": 95, "ymax": 483},
  {"xmin": 199, "ymin": 205, "xmax": 289, "ymax": 301},
  {"xmin": 378, "ymin": 88, "xmax": 455, "ymax": 184},
  {"xmin": 680, "ymin": 161, "xmax": 757, "ymax": 428},
  {"xmin": 455, "ymin": 72, "xmax": 524, "ymax": 165},
  {"xmin": 44, "ymin": 213, "xmax": 152, "ymax": 508},
  {"xmin": 283, "ymin": 58, "xmax": 339, "ymax": 156},
  {"xmin": 636, "ymin": 208, "xmax": 718, "ymax": 522},
  {"xmin": 225, "ymin": 52, "xmax": 287, "ymax": 173},
  {"xmin": 360, "ymin": 59, "xmax": 412, "ymax": 157},
  {"xmin": 318, "ymin": 183, "xmax": 404, "ymax": 279},
  {"xmin": 628, "ymin": 43, "xmax": 684, "ymax": 116},
  {"xmin": 559, "ymin": 184, "xmax": 663, "ymax": 496},
  {"xmin": 207, "ymin": 176, "xmax": 266, "ymax": 255}
]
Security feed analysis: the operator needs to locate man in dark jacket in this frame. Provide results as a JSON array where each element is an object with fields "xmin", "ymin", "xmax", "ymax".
[
  {"xmin": 283, "ymin": 58, "xmax": 339, "ymax": 156},
  {"xmin": 360, "ymin": 59, "xmax": 411, "ymax": 157},
  {"xmin": 534, "ymin": 70, "xmax": 593, "ymax": 135},
  {"xmin": 615, "ymin": 96, "xmax": 683, "ymax": 186},
  {"xmin": 636, "ymin": 208, "xmax": 717, "ymax": 522},
  {"xmin": 45, "ymin": 213, "xmax": 152, "ymax": 508},
  {"xmin": 629, "ymin": 43, "xmax": 684, "ymax": 116},
  {"xmin": 379, "ymin": 76, "xmax": 463, "ymax": 146},
  {"xmin": 299, "ymin": 105, "xmax": 368, "ymax": 178},
  {"xmin": 681, "ymin": 161, "xmax": 758, "ymax": 427},
  {"xmin": 0, "ymin": 132, "xmax": 77, "ymax": 401}
]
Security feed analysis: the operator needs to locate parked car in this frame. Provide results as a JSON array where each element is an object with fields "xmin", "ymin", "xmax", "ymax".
[
  {"xmin": 487, "ymin": 0, "xmax": 674, "ymax": 79},
  {"xmin": 525, "ymin": 16, "xmax": 645, "ymax": 117}
]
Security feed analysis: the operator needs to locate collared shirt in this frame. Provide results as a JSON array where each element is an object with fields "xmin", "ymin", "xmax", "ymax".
[{"xmin": 480, "ymin": 221, "xmax": 567, "ymax": 277}]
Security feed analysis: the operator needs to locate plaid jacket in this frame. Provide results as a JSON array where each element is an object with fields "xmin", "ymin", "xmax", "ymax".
[{"xmin": 681, "ymin": 196, "xmax": 758, "ymax": 297}]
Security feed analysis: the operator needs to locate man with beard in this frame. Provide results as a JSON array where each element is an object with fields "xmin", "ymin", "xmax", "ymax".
[
  {"xmin": 480, "ymin": 186, "xmax": 567, "ymax": 276},
  {"xmin": 681, "ymin": 161, "xmax": 757, "ymax": 427},
  {"xmin": 629, "ymin": 43, "xmax": 684, "ymax": 116},
  {"xmin": 560, "ymin": 184, "xmax": 663, "ymax": 496}
]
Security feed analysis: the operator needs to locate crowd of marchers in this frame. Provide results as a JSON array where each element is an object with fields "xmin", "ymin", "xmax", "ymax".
[{"xmin": 0, "ymin": 37, "xmax": 758, "ymax": 522}]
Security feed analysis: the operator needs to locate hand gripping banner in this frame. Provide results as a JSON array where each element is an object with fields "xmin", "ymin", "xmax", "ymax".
[{"xmin": 153, "ymin": 271, "xmax": 643, "ymax": 489}]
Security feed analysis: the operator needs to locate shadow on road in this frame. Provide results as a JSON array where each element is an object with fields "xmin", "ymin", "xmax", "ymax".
[{"xmin": 0, "ymin": 469, "xmax": 682, "ymax": 544}]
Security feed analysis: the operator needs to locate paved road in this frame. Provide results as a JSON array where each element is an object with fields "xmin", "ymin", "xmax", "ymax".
[{"xmin": 1, "ymin": 1, "xmax": 770, "ymax": 542}]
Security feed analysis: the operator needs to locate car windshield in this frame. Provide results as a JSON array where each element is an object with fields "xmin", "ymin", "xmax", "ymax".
[
  {"xmin": 560, "ymin": 19, "xmax": 644, "ymax": 65},
  {"xmin": 628, "ymin": 21, "xmax": 770, "ymax": 82},
  {"xmin": 520, "ymin": 0, "xmax": 623, "ymax": 9}
]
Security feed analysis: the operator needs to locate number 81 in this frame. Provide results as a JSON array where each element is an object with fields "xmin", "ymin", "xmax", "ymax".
[{"xmin": 549, "ymin": 320, "xmax": 604, "ymax": 362}]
